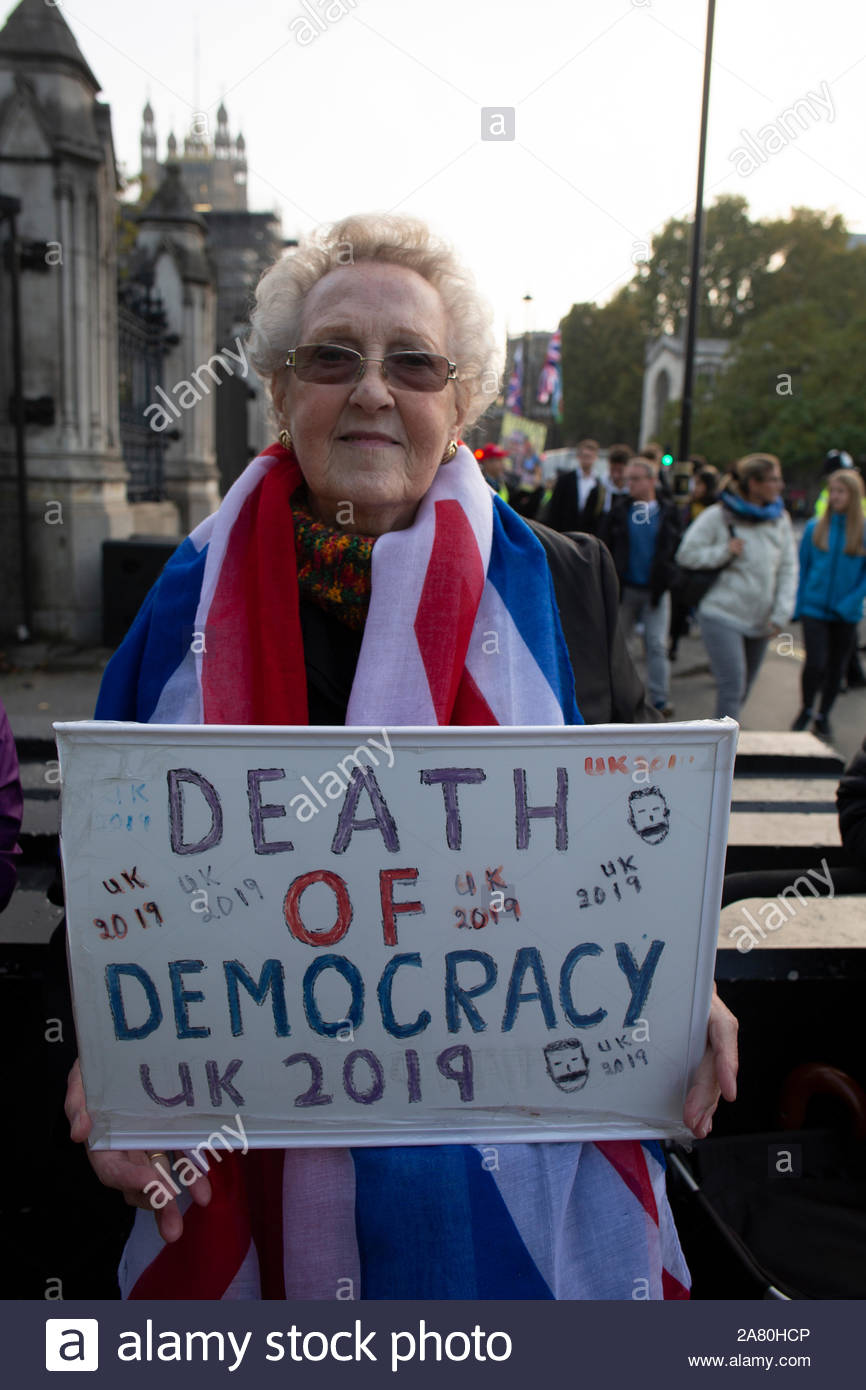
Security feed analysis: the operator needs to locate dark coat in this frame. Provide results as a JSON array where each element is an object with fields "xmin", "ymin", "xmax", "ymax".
[
  {"xmin": 602, "ymin": 496, "xmax": 683, "ymax": 607},
  {"xmin": 480, "ymin": 474, "xmax": 545, "ymax": 522},
  {"xmin": 837, "ymin": 735, "xmax": 866, "ymax": 867},
  {"xmin": 543, "ymin": 470, "xmax": 607, "ymax": 536},
  {"xmin": 300, "ymin": 519, "xmax": 661, "ymax": 726},
  {"xmin": 507, "ymin": 483, "xmax": 547, "ymax": 522}
]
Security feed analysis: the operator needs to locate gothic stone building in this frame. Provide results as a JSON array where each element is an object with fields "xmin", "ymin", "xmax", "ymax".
[{"xmin": 0, "ymin": 0, "xmax": 285, "ymax": 640}]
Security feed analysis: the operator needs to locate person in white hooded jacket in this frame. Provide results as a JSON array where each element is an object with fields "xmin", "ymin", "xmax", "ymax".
[{"xmin": 675, "ymin": 453, "xmax": 797, "ymax": 720}]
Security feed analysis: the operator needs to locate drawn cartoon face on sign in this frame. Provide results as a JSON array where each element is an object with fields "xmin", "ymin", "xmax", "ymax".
[
  {"xmin": 544, "ymin": 1038, "xmax": 590, "ymax": 1092},
  {"xmin": 627, "ymin": 785, "xmax": 670, "ymax": 845}
]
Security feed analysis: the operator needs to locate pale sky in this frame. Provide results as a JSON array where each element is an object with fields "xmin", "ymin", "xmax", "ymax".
[{"xmin": 16, "ymin": 0, "xmax": 866, "ymax": 337}]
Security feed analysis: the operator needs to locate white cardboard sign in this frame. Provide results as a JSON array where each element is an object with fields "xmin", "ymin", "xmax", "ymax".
[{"xmin": 55, "ymin": 720, "xmax": 737, "ymax": 1149}]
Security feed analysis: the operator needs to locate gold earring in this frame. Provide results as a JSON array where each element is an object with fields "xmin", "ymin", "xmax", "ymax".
[
  {"xmin": 441, "ymin": 440, "xmax": 458, "ymax": 464},
  {"xmin": 279, "ymin": 428, "xmax": 293, "ymax": 451}
]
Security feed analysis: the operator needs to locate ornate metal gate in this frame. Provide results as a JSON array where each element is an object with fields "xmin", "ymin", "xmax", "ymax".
[{"xmin": 117, "ymin": 276, "xmax": 171, "ymax": 502}]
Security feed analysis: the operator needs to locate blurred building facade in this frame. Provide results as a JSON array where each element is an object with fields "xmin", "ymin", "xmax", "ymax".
[
  {"xmin": 640, "ymin": 333, "xmax": 731, "ymax": 449},
  {"xmin": 0, "ymin": 0, "xmax": 286, "ymax": 640},
  {"xmin": 0, "ymin": 0, "xmax": 130, "ymax": 639},
  {"xmin": 141, "ymin": 99, "xmax": 248, "ymax": 214},
  {"xmin": 135, "ymin": 100, "xmax": 282, "ymax": 493}
]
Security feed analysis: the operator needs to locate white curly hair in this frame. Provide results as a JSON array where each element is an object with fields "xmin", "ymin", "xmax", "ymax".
[{"xmin": 246, "ymin": 212, "xmax": 503, "ymax": 431}]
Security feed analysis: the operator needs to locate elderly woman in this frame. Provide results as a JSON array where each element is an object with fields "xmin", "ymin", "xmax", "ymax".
[{"xmin": 65, "ymin": 213, "xmax": 737, "ymax": 1301}]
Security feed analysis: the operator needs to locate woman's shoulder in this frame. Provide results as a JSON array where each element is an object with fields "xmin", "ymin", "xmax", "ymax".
[
  {"xmin": 522, "ymin": 517, "xmax": 612, "ymax": 607},
  {"xmin": 686, "ymin": 500, "xmax": 725, "ymax": 532},
  {"xmin": 524, "ymin": 516, "xmax": 604, "ymax": 565},
  {"xmin": 772, "ymin": 507, "xmax": 795, "ymax": 543}
]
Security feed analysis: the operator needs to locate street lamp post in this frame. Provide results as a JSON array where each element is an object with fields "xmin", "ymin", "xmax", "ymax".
[
  {"xmin": 522, "ymin": 293, "xmax": 533, "ymax": 421},
  {"xmin": 678, "ymin": 0, "xmax": 716, "ymax": 467}
]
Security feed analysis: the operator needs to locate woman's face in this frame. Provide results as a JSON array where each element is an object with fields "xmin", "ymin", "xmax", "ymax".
[
  {"xmin": 280, "ymin": 262, "xmax": 465, "ymax": 535},
  {"xmin": 746, "ymin": 465, "xmax": 783, "ymax": 504},
  {"xmin": 828, "ymin": 477, "xmax": 850, "ymax": 512},
  {"xmin": 693, "ymin": 477, "xmax": 707, "ymax": 501}
]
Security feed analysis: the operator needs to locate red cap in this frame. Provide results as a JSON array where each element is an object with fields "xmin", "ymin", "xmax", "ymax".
[{"xmin": 475, "ymin": 443, "xmax": 509, "ymax": 461}]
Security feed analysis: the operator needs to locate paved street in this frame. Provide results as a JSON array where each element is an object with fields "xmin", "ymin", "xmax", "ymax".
[
  {"xmin": 658, "ymin": 518, "xmax": 866, "ymax": 765},
  {"xmin": 0, "ymin": 647, "xmax": 110, "ymax": 739},
  {"xmin": 2, "ymin": 619, "xmax": 864, "ymax": 760},
  {"xmin": 663, "ymin": 624, "xmax": 866, "ymax": 766}
]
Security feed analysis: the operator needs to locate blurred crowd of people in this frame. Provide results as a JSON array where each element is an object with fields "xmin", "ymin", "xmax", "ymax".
[
  {"xmin": 2, "ymin": 441, "xmax": 863, "ymax": 922},
  {"xmin": 476, "ymin": 437, "xmax": 866, "ymax": 739}
]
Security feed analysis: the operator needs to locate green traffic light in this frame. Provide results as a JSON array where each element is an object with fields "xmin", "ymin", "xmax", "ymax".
[{"xmin": 661, "ymin": 453, "xmax": 674, "ymax": 467}]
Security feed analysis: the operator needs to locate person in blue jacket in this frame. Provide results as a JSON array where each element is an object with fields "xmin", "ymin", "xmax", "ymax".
[{"xmin": 792, "ymin": 468, "xmax": 866, "ymax": 738}]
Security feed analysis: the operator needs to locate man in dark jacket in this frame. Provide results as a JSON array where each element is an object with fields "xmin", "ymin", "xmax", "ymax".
[
  {"xmin": 543, "ymin": 439, "xmax": 607, "ymax": 535},
  {"xmin": 603, "ymin": 457, "xmax": 682, "ymax": 717},
  {"xmin": 526, "ymin": 518, "xmax": 663, "ymax": 723}
]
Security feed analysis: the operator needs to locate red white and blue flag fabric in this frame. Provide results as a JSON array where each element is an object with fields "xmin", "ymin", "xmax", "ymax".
[
  {"xmin": 536, "ymin": 329, "xmax": 562, "ymax": 421},
  {"xmin": 94, "ymin": 440, "xmax": 689, "ymax": 1300}
]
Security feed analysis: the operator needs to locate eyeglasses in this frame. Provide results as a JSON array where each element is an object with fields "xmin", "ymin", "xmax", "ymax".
[{"xmin": 285, "ymin": 343, "xmax": 457, "ymax": 392}]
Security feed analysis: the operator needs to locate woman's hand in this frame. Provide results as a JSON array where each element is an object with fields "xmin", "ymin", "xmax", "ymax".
[
  {"xmin": 728, "ymin": 536, "xmax": 745, "ymax": 558},
  {"xmin": 65, "ymin": 1058, "xmax": 212, "ymax": 1244},
  {"xmin": 683, "ymin": 985, "xmax": 738, "ymax": 1139}
]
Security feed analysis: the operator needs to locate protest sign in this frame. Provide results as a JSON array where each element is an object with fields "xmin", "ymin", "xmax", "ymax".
[
  {"xmin": 55, "ymin": 720, "xmax": 737, "ymax": 1149},
  {"xmin": 499, "ymin": 411, "xmax": 548, "ymax": 456}
]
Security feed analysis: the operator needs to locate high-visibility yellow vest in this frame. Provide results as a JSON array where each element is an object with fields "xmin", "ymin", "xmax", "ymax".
[{"xmin": 814, "ymin": 487, "xmax": 866, "ymax": 517}]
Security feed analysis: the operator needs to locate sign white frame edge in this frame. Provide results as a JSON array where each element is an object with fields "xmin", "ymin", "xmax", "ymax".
[{"xmin": 55, "ymin": 718, "xmax": 738, "ymax": 1149}]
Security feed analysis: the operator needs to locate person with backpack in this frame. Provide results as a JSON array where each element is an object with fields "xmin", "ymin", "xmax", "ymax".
[
  {"xmin": 675, "ymin": 454, "xmax": 797, "ymax": 721},
  {"xmin": 669, "ymin": 466, "xmax": 720, "ymax": 660}
]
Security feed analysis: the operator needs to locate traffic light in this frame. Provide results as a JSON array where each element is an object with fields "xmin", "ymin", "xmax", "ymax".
[{"xmin": 661, "ymin": 450, "xmax": 674, "ymax": 468}]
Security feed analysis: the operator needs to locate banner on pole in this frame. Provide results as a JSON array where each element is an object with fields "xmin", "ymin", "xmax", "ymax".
[{"xmin": 500, "ymin": 411, "xmax": 548, "ymax": 456}]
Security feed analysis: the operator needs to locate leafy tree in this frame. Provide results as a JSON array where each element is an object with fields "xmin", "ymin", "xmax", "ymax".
[
  {"xmin": 560, "ymin": 197, "xmax": 866, "ymax": 474},
  {"xmin": 634, "ymin": 194, "xmax": 778, "ymax": 337},
  {"xmin": 559, "ymin": 286, "xmax": 645, "ymax": 445},
  {"xmin": 756, "ymin": 207, "xmax": 855, "ymax": 320},
  {"xmin": 659, "ymin": 266, "xmax": 866, "ymax": 482}
]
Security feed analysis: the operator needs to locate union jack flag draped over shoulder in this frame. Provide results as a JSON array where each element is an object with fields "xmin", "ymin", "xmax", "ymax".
[{"xmin": 94, "ymin": 440, "xmax": 689, "ymax": 1301}]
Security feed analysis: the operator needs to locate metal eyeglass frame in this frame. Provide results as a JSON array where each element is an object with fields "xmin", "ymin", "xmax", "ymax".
[{"xmin": 285, "ymin": 344, "xmax": 458, "ymax": 389}]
